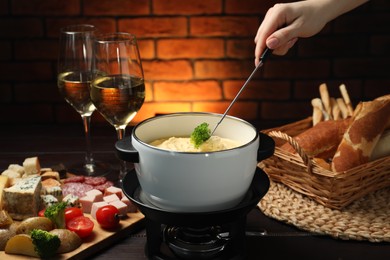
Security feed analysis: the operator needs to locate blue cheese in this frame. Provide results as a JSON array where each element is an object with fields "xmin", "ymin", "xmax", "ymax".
[
  {"xmin": 63, "ymin": 194, "xmax": 81, "ymax": 208},
  {"xmin": 41, "ymin": 194, "xmax": 58, "ymax": 209},
  {"xmin": 42, "ymin": 186, "xmax": 63, "ymax": 201},
  {"xmin": 3, "ymin": 176, "xmax": 41, "ymax": 220}
]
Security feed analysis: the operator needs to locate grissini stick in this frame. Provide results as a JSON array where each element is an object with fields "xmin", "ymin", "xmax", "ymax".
[
  {"xmin": 319, "ymin": 83, "xmax": 332, "ymax": 120},
  {"xmin": 331, "ymin": 97, "xmax": 341, "ymax": 120},
  {"xmin": 336, "ymin": 98, "xmax": 349, "ymax": 119},
  {"xmin": 339, "ymin": 84, "xmax": 354, "ymax": 116},
  {"xmin": 311, "ymin": 98, "xmax": 324, "ymax": 126}
]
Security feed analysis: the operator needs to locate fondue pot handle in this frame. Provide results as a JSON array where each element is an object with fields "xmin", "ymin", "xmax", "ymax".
[
  {"xmin": 115, "ymin": 137, "xmax": 139, "ymax": 163},
  {"xmin": 257, "ymin": 133, "xmax": 275, "ymax": 161}
]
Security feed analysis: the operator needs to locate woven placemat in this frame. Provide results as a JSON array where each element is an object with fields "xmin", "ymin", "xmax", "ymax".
[{"xmin": 258, "ymin": 180, "xmax": 390, "ymax": 242}]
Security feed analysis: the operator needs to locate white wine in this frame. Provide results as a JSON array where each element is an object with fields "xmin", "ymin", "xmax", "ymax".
[
  {"xmin": 90, "ymin": 75, "xmax": 145, "ymax": 128},
  {"xmin": 58, "ymin": 71, "xmax": 96, "ymax": 116}
]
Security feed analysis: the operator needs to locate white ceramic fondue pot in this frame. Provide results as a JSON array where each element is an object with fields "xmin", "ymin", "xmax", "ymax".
[{"xmin": 116, "ymin": 112, "xmax": 274, "ymax": 212}]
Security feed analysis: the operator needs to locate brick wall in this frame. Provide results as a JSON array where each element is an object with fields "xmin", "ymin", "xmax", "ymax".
[{"xmin": 1, "ymin": 0, "xmax": 389, "ymax": 130}]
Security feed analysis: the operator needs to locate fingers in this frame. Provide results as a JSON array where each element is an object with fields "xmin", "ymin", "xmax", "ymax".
[
  {"xmin": 270, "ymin": 37, "xmax": 298, "ymax": 56},
  {"xmin": 254, "ymin": 3, "xmax": 301, "ymax": 65}
]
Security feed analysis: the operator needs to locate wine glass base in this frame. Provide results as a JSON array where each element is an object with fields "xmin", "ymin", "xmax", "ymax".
[{"xmin": 67, "ymin": 161, "xmax": 112, "ymax": 177}]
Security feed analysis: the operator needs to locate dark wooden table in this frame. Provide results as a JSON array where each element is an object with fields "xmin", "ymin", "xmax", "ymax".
[{"xmin": 1, "ymin": 124, "xmax": 389, "ymax": 260}]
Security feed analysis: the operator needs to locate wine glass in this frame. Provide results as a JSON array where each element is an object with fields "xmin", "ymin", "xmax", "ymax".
[
  {"xmin": 91, "ymin": 32, "xmax": 145, "ymax": 181},
  {"xmin": 57, "ymin": 24, "xmax": 110, "ymax": 176}
]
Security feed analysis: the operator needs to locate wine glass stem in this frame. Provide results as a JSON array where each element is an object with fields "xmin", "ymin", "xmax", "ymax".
[
  {"xmin": 116, "ymin": 127, "xmax": 127, "ymax": 181},
  {"xmin": 81, "ymin": 115, "xmax": 95, "ymax": 172}
]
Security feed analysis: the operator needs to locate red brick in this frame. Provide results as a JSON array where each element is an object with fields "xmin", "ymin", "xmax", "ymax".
[
  {"xmin": 363, "ymin": 80, "xmax": 390, "ymax": 99},
  {"xmin": 226, "ymin": 39, "xmax": 255, "ymax": 58},
  {"xmin": 12, "ymin": 0, "xmax": 80, "ymax": 15},
  {"xmin": 225, "ymin": 0, "xmax": 276, "ymax": 14},
  {"xmin": 15, "ymin": 40, "xmax": 58, "ymax": 60},
  {"xmin": 0, "ymin": 42, "xmax": 12, "ymax": 60},
  {"xmin": 0, "ymin": 0, "xmax": 8, "ymax": 15},
  {"xmin": 46, "ymin": 18, "xmax": 116, "ymax": 38},
  {"xmin": 0, "ymin": 18, "xmax": 43, "ymax": 38},
  {"xmin": 153, "ymin": 0, "xmax": 222, "ymax": 15},
  {"xmin": 334, "ymin": 58, "xmax": 390, "ymax": 78},
  {"xmin": 193, "ymin": 101, "xmax": 258, "ymax": 120},
  {"xmin": 0, "ymin": 84, "xmax": 12, "ymax": 102},
  {"xmin": 190, "ymin": 17, "xmax": 259, "ymax": 37},
  {"xmin": 261, "ymin": 101, "xmax": 311, "ymax": 120},
  {"xmin": 132, "ymin": 102, "xmax": 192, "ymax": 123},
  {"xmin": 144, "ymin": 81, "xmax": 153, "ymax": 102},
  {"xmin": 0, "ymin": 62, "xmax": 53, "ymax": 81},
  {"xmin": 1, "ymin": 104, "xmax": 54, "ymax": 124},
  {"xmin": 14, "ymin": 83, "xmax": 63, "ymax": 102},
  {"xmin": 223, "ymin": 80, "xmax": 291, "ymax": 100},
  {"xmin": 138, "ymin": 40, "xmax": 155, "ymax": 59},
  {"xmin": 195, "ymin": 60, "xmax": 254, "ymax": 79},
  {"xmin": 370, "ymin": 35, "xmax": 390, "ymax": 55},
  {"xmin": 84, "ymin": 0, "xmax": 149, "ymax": 16},
  {"xmin": 55, "ymin": 103, "xmax": 82, "ymax": 123},
  {"xmin": 298, "ymin": 36, "xmax": 367, "ymax": 57},
  {"xmin": 157, "ymin": 39, "xmax": 224, "ymax": 59},
  {"xmin": 334, "ymin": 13, "xmax": 390, "ymax": 33},
  {"xmin": 264, "ymin": 59, "xmax": 331, "ymax": 79},
  {"xmin": 154, "ymin": 81, "xmax": 221, "ymax": 101},
  {"xmin": 143, "ymin": 60, "xmax": 192, "ymax": 80},
  {"xmin": 119, "ymin": 17, "xmax": 187, "ymax": 38}
]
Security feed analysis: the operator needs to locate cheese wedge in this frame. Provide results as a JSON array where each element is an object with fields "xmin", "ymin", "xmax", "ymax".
[{"xmin": 0, "ymin": 175, "xmax": 10, "ymax": 210}]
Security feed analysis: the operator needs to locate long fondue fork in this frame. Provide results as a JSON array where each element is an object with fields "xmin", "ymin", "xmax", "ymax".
[{"xmin": 211, "ymin": 48, "xmax": 271, "ymax": 135}]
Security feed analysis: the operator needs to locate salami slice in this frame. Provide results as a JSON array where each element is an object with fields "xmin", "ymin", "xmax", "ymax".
[
  {"xmin": 84, "ymin": 176, "xmax": 107, "ymax": 186},
  {"xmin": 62, "ymin": 182, "xmax": 94, "ymax": 198},
  {"xmin": 62, "ymin": 176, "xmax": 85, "ymax": 183},
  {"xmin": 94, "ymin": 181, "xmax": 114, "ymax": 192}
]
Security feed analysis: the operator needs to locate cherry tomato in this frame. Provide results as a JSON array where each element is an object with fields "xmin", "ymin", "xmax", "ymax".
[
  {"xmin": 38, "ymin": 209, "xmax": 46, "ymax": 217},
  {"xmin": 96, "ymin": 205, "xmax": 120, "ymax": 229},
  {"xmin": 66, "ymin": 216, "xmax": 94, "ymax": 238},
  {"xmin": 65, "ymin": 207, "xmax": 84, "ymax": 223}
]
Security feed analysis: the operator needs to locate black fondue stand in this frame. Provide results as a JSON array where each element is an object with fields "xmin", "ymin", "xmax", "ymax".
[{"xmin": 117, "ymin": 133, "xmax": 275, "ymax": 259}]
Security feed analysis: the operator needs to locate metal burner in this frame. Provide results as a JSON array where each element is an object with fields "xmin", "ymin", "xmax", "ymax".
[
  {"xmin": 164, "ymin": 226, "xmax": 229, "ymax": 259},
  {"xmin": 121, "ymin": 168, "xmax": 270, "ymax": 260}
]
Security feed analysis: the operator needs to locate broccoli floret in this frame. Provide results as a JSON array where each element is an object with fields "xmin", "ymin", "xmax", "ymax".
[
  {"xmin": 30, "ymin": 229, "xmax": 60, "ymax": 258},
  {"xmin": 44, "ymin": 201, "xmax": 67, "ymax": 229},
  {"xmin": 190, "ymin": 122, "xmax": 211, "ymax": 148}
]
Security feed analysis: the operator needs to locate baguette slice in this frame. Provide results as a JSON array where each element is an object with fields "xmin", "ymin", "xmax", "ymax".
[
  {"xmin": 280, "ymin": 118, "xmax": 351, "ymax": 160},
  {"xmin": 331, "ymin": 96, "xmax": 390, "ymax": 172}
]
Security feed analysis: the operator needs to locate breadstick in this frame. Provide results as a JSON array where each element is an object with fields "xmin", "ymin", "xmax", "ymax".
[
  {"xmin": 319, "ymin": 83, "xmax": 332, "ymax": 120},
  {"xmin": 339, "ymin": 84, "xmax": 354, "ymax": 116},
  {"xmin": 311, "ymin": 98, "xmax": 323, "ymax": 125},
  {"xmin": 331, "ymin": 97, "xmax": 341, "ymax": 120},
  {"xmin": 336, "ymin": 98, "xmax": 349, "ymax": 119}
]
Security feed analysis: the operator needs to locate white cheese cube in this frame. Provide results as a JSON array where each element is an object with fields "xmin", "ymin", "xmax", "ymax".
[
  {"xmin": 22, "ymin": 157, "xmax": 41, "ymax": 175},
  {"xmin": 1, "ymin": 169, "xmax": 21, "ymax": 179},
  {"xmin": 8, "ymin": 164, "xmax": 25, "ymax": 175}
]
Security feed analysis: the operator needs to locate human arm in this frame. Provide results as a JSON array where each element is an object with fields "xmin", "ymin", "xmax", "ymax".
[{"xmin": 254, "ymin": 0, "xmax": 370, "ymax": 66}]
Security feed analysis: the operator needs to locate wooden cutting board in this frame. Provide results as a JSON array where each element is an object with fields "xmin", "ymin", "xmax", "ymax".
[{"xmin": 0, "ymin": 211, "xmax": 144, "ymax": 259}]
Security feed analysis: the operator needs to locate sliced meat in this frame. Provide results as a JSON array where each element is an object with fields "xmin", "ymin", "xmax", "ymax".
[
  {"xmin": 62, "ymin": 176, "xmax": 85, "ymax": 183},
  {"xmin": 94, "ymin": 181, "xmax": 114, "ymax": 192},
  {"xmin": 84, "ymin": 176, "xmax": 107, "ymax": 186},
  {"xmin": 62, "ymin": 182, "xmax": 94, "ymax": 198}
]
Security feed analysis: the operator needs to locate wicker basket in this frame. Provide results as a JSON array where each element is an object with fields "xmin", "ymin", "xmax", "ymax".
[{"xmin": 259, "ymin": 117, "xmax": 390, "ymax": 210}]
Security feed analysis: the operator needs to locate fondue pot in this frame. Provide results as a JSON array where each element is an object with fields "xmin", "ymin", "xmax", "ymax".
[{"xmin": 116, "ymin": 112, "xmax": 274, "ymax": 212}]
